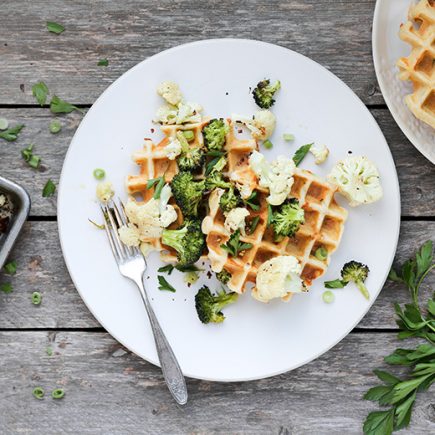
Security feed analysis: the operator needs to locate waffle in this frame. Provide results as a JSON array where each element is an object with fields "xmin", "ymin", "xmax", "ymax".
[
  {"xmin": 125, "ymin": 119, "xmax": 258, "ymax": 258},
  {"xmin": 397, "ymin": 0, "xmax": 435, "ymax": 129},
  {"xmin": 202, "ymin": 167, "xmax": 348, "ymax": 300}
]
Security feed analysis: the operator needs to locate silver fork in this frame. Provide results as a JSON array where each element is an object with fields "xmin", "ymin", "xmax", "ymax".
[{"xmin": 100, "ymin": 200, "xmax": 188, "ymax": 405}]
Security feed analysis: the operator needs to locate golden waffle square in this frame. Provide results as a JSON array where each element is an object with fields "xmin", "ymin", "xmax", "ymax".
[
  {"xmin": 125, "ymin": 120, "xmax": 210, "ymax": 259},
  {"xmin": 397, "ymin": 0, "xmax": 435, "ymax": 129},
  {"xmin": 202, "ymin": 168, "xmax": 348, "ymax": 300}
]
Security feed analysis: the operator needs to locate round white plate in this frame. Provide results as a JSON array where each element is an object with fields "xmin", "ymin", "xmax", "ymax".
[
  {"xmin": 58, "ymin": 39, "xmax": 400, "ymax": 382},
  {"xmin": 373, "ymin": 0, "xmax": 435, "ymax": 164}
]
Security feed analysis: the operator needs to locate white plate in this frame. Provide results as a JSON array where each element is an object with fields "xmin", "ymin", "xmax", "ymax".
[
  {"xmin": 58, "ymin": 39, "xmax": 400, "ymax": 382},
  {"xmin": 373, "ymin": 0, "xmax": 435, "ymax": 164}
]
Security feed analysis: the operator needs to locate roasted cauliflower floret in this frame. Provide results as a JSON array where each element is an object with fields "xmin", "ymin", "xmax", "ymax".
[
  {"xmin": 327, "ymin": 156, "xmax": 383, "ymax": 206},
  {"xmin": 249, "ymin": 151, "xmax": 295, "ymax": 205},
  {"xmin": 253, "ymin": 255, "xmax": 305, "ymax": 303},
  {"xmin": 157, "ymin": 81, "xmax": 183, "ymax": 106}
]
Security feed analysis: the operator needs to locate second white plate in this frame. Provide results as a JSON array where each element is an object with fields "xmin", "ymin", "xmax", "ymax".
[{"xmin": 373, "ymin": 0, "xmax": 435, "ymax": 164}]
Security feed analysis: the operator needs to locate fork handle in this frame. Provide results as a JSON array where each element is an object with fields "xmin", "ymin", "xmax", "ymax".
[{"xmin": 134, "ymin": 276, "xmax": 188, "ymax": 405}]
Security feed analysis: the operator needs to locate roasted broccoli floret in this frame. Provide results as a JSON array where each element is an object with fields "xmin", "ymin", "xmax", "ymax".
[
  {"xmin": 252, "ymin": 79, "xmax": 281, "ymax": 109},
  {"xmin": 176, "ymin": 131, "xmax": 205, "ymax": 172},
  {"xmin": 202, "ymin": 118, "xmax": 228, "ymax": 151},
  {"xmin": 219, "ymin": 186, "xmax": 240, "ymax": 213},
  {"xmin": 162, "ymin": 219, "xmax": 205, "ymax": 266},
  {"xmin": 205, "ymin": 172, "xmax": 231, "ymax": 191},
  {"xmin": 195, "ymin": 285, "xmax": 238, "ymax": 324},
  {"xmin": 170, "ymin": 172, "xmax": 206, "ymax": 217},
  {"xmin": 216, "ymin": 269, "xmax": 231, "ymax": 285},
  {"xmin": 341, "ymin": 261, "xmax": 370, "ymax": 300},
  {"xmin": 271, "ymin": 198, "xmax": 305, "ymax": 239}
]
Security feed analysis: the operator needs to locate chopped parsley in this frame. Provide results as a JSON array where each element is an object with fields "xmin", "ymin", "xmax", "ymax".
[
  {"xmin": 157, "ymin": 275, "xmax": 176, "ymax": 292},
  {"xmin": 32, "ymin": 81, "xmax": 49, "ymax": 106},
  {"xmin": 3, "ymin": 260, "xmax": 17, "ymax": 275},
  {"xmin": 50, "ymin": 96, "xmax": 84, "ymax": 114},
  {"xmin": 0, "ymin": 124, "xmax": 24, "ymax": 142},
  {"xmin": 220, "ymin": 230, "xmax": 252, "ymax": 257}
]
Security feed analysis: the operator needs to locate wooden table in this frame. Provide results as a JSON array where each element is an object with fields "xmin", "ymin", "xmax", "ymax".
[{"xmin": 0, "ymin": 1, "xmax": 434, "ymax": 433}]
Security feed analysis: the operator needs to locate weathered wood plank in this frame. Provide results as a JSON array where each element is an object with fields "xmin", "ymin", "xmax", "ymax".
[
  {"xmin": 0, "ymin": 0, "xmax": 382, "ymax": 106},
  {"xmin": 0, "ymin": 220, "xmax": 433, "ymax": 329},
  {"xmin": 0, "ymin": 108, "xmax": 434, "ymax": 217},
  {"xmin": 0, "ymin": 331, "xmax": 433, "ymax": 434}
]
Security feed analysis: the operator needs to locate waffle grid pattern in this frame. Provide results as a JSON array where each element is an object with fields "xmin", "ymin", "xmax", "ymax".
[{"xmin": 397, "ymin": 0, "xmax": 435, "ymax": 129}]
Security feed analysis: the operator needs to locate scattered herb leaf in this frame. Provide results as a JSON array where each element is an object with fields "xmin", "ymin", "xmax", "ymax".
[
  {"xmin": 220, "ymin": 230, "xmax": 252, "ymax": 257},
  {"xmin": 3, "ymin": 260, "xmax": 17, "ymax": 275},
  {"xmin": 324, "ymin": 279, "xmax": 348, "ymax": 289},
  {"xmin": 157, "ymin": 275, "xmax": 176, "ymax": 292},
  {"xmin": 283, "ymin": 133, "xmax": 295, "ymax": 142},
  {"xmin": 267, "ymin": 204, "xmax": 273, "ymax": 227},
  {"xmin": 97, "ymin": 58, "xmax": 109, "ymax": 66},
  {"xmin": 293, "ymin": 143, "xmax": 313, "ymax": 166},
  {"xmin": 46, "ymin": 347, "xmax": 53, "ymax": 357},
  {"xmin": 42, "ymin": 179, "xmax": 56, "ymax": 197},
  {"xmin": 0, "ymin": 118, "xmax": 9, "ymax": 130},
  {"xmin": 46, "ymin": 21, "xmax": 65, "ymax": 34},
  {"xmin": 32, "ymin": 81, "xmax": 49, "ymax": 106},
  {"xmin": 158, "ymin": 264, "xmax": 175, "ymax": 275},
  {"xmin": 248, "ymin": 216, "xmax": 260, "ymax": 234},
  {"xmin": 50, "ymin": 95, "xmax": 84, "ymax": 114},
  {"xmin": 263, "ymin": 139, "xmax": 273, "ymax": 149},
  {"xmin": 244, "ymin": 191, "xmax": 260, "ymax": 211},
  {"xmin": 0, "ymin": 124, "xmax": 24, "ymax": 142},
  {"xmin": 0, "ymin": 283, "xmax": 13, "ymax": 293}
]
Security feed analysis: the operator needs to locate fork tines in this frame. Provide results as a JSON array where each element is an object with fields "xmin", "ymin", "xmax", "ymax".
[{"xmin": 100, "ymin": 199, "xmax": 139, "ymax": 262}]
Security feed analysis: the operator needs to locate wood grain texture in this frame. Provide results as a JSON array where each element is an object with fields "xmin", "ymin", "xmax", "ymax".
[
  {"xmin": 0, "ymin": 331, "xmax": 433, "ymax": 434},
  {"xmin": 1, "ymin": 108, "xmax": 434, "ymax": 217},
  {"xmin": 0, "ymin": 220, "xmax": 433, "ymax": 329},
  {"xmin": 0, "ymin": 0, "xmax": 383, "ymax": 106}
]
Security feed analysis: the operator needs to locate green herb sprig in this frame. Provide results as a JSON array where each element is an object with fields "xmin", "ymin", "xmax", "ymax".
[
  {"xmin": 32, "ymin": 81, "xmax": 49, "ymax": 106},
  {"xmin": 0, "ymin": 124, "xmax": 24, "ymax": 142},
  {"xmin": 363, "ymin": 241, "xmax": 435, "ymax": 435},
  {"xmin": 292, "ymin": 143, "xmax": 313, "ymax": 166},
  {"xmin": 157, "ymin": 275, "xmax": 176, "ymax": 292},
  {"xmin": 220, "ymin": 230, "xmax": 252, "ymax": 257},
  {"xmin": 50, "ymin": 96, "xmax": 84, "ymax": 114}
]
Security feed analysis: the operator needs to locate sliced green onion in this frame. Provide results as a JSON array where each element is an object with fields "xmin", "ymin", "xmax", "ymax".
[
  {"xmin": 315, "ymin": 246, "xmax": 328, "ymax": 261},
  {"xmin": 267, "ymin": 204, "xmax": 273, "ymax": 227},
  {"xmin": 42, "ymin": 179, "xmax": 56, "ymax": 197},
  {"xmin": 52, "ymin": 388, "xmax": 65, "ymax": 399},
  {"xmin": 263, "ymin": 139, "xmax": 273, "ymax": 149},
  {"xmin": 93, "ymin": 168, "xmax": 105, "ymax": 180},
  {"xmin": 322, "ymin": 290, "xmax": 334, "ymax": 304},
  {"xmin": 49, "ymin": 119, "xmax": 62, "ymax": 134},
  {"xmin": 28, "ymin": 155, "xmax": 41, "ymax": 169},
  {"xmin": 283, "ymin": 133, "xmax": 295, "ymax": 142},
  {"xmin": 0, "ymin": 118, "xmax": 9, "ymax": 130},
  {"xmin": 182, "ymin": 130, "xmax": 195, "ymax": 141},
  {"xmin": 33, "ymin": 387, "xmax": 45, "ymax": 400},
  {"xmin": 31, "ymin": 292, "xmax": 42, "ymax": 305},
  {"xmin": 97, "ymin": 58, "xmax": 109, "ymax": 67},
  {"xmin": 46, "ymin": 347, "xmax": 53, "ymax": 356}
]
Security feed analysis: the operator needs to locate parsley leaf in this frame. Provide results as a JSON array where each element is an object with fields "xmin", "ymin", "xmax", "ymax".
[
  {"xmin": 244, "ymin": 191, "xmax": 260, "ymax": 211},
  {"xmin": 220, "ymin": 230, "xmax": 252, "ymax": 257},
  {"xmin": 0, "ymin": 124, "xmax": 24, "ymax": 142},
  {"xmin": 146, "ymin": 176, "xmax": 165, "ymax": 199},
  {"xmin": 97, "ymin": 58, "xmax": 109, "ymax": 66},
  {"xmin": 157, "ymin": 275, "xmax": 176, "ymax": 292},
  {"xmin": 158, "ymin": 264, "xmax": 175, "ymax": 275},
  {"xmin": 21, "ymin": 144, "xmax": 41, "ymax": 169},
  {"xmin": 0, "ymin": 283, "xmax": 13, "ymax": 293},
  {"xmin": 362, "ymin": 240, "xmax": 435, "ymax": 434},
  {"xmin": 46, "ymin": 21, "xmax": 65, "ymax": 34},
  {"xmin": 50, "ymin": 96, "xmax": 84, "ymax": 114},
  {"xmin": 292, "ymin": 143, "xmax": 313, "ymax": 166},
  {"xmin": 3, "ymin": 260, "xmax": 17, "ymax": 275},
  {"xmin": 324, "ymin": 279, "xmax": 348, "ymax": 289},
  {"xmin": 42, "ymin": 179, "xmax": 56, "ymax": 197},
  {"xmin": 32, "ymin": 81, "xmax": 49, "ymax": 106}
]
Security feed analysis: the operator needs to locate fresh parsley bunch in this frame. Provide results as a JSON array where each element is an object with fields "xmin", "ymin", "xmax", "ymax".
[{"xmin": 363, "ymin": 241, "xmax": 435, "ymax": 435}]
